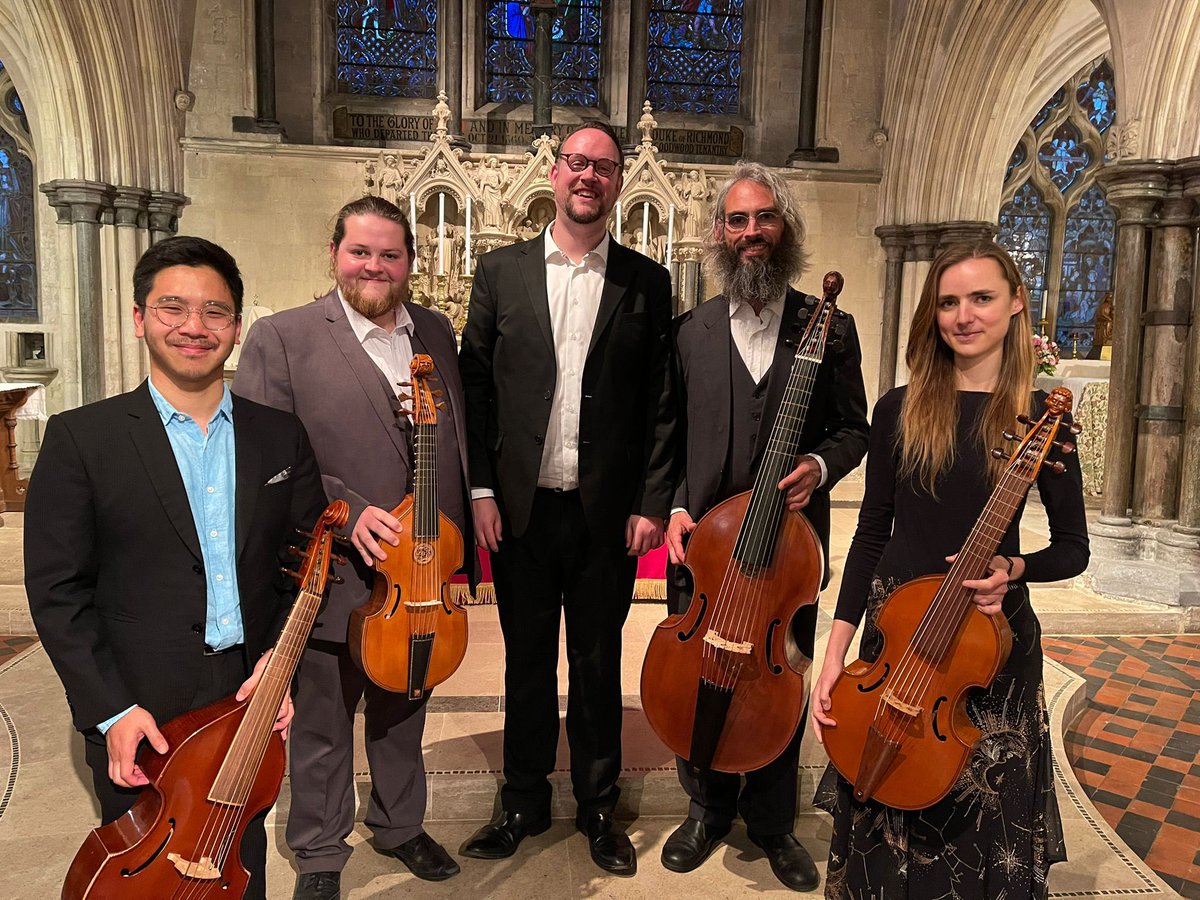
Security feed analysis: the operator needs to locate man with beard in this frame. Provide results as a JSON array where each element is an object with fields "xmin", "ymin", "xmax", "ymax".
[
  {"xmin": 234, "ymin": 196, "xmax": 471, "ymax": 899},
  {"xmin": 458, "ymin": 122, "xmax": 676, "ymax": 876},
  {"xmin": 25, "ymin": 236, "xmax": 326, "ymax": 900},
  {"xmin": 661, "ymin": 162, "xmax": 869, "ymax": 891}
]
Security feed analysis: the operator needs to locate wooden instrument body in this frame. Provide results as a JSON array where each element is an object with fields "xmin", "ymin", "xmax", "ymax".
[
  {"xmin": 822, "ymin": 574, "xmax": 1013, "ymax": 810},
  {"xmin": 348, "ymin": 493, "xmax": 468, "ymax": 695},
  {"xmin": 641, "ymin": 491, "xmax": 823, "ymax": 773},
  {"xmin": 63, "ymin": 696, "xmax": 283, "ymax": 899}
]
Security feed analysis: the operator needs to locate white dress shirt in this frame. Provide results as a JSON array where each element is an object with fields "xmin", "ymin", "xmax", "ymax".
[{"xmin": 339, "ymin": 291, "xmax": 415, "ymax": 406}]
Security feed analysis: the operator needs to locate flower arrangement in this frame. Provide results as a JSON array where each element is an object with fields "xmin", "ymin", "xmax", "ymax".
[{"xmin": 1032, "ymin": 333, "xmax": 1060, "ymax": 376}]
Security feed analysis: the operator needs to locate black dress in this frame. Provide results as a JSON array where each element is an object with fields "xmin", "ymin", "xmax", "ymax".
[{"xmin": 815, "ymin": 388, "xmax": 1089, "ymax": 899}]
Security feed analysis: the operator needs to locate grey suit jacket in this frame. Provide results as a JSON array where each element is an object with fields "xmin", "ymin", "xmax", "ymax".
[{"xmin": 233, "ymin": 291, "xmax": 471, "ymax": 642}]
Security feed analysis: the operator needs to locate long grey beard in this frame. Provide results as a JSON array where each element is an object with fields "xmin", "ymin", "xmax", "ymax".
[{"xmin": 708, "ymin": 239, "xmax": 804, "ymax": 308}]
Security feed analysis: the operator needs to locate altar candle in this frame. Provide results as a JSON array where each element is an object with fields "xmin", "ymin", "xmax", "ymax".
[
  {"xmin": 666, "ymin": 204, "xmax": 674, "ymax": 269},
  {"xmin": 641, "ymin": 202, "xmax": 650, "ymax": 254},
  {"xmin": 465, "ymin": 195, "xmax": 473, "ymax": 276},
  {"xmin": 437, "ymin": 192, "xmax": 445, "ymax": 276},
  {"xmin": 409, "ymin": 193, "xmax": 419, "ymax": 273},
  {"xmin": 615, "ymin": 200, "xmax": 622, "ymax": 243}
]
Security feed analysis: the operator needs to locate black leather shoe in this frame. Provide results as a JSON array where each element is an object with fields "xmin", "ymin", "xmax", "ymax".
[
  {"xmin": 378, "ymin": 831, "xmax": 461, "ymax": 881},
  {"xmin": 748, "ymin": 832, "xmax": 820, "ymax": 892},
  {"xmin": 292, "ymin": 871, "xmax": 341, "ymax": 900},
  {"xmin": 575, "ymin": 810, "xmax": 636, "ymax": 876},
  {"xmin": 460, "ymin": 811, "xmax": 551, "ymax": 859},
  {"xmin": 661, "ymin": 816, "xmax": 730, "ymax": 873}
]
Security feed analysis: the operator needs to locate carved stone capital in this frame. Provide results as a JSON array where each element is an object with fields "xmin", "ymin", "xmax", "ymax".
[
  {"xmin": 146, "ymin": 190, "xmax": 191, "ymax": 237},
  {"xmin": 1175, "ymin": 155, "xmax": 1200, "ymax": 200},
  {"xmin": 38, "ymin": 179, "xmax": 113, "ymax": 225},
  {"xmin": 112, "ymin": 185, "xmax": 151, "ymax": 228},
  {"xmin": 937, "ymin": 220, "xmax": 996, "ymax": 252},
  {"xmin": 874, "ymin": 224, "xmax": 909, "ymax": 261},
  {"xmin": 1096, "ymin": 161, "xmax": 1173, "ymax": 223}
]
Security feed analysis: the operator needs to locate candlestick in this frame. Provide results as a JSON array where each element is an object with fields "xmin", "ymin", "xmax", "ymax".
[
  {"xmin": 465, "ymin": 195, "xmax": 473, "ymax": 276},
  {"xmin": 409, "ymin": 193, "xmax": 418, "ymax": 273},
  {"xmin": 437, "ymin": 192, "xmax": 445, "ymax": 276},
  {"xmin": 640, "ymin": 202, "xmax": 650, "ymax": 254},
  {"xmin": 666, "ymin": 203, "xmax": 674, "ymax": 268},
  {"xmin": 615, "ymin": 200, "xmax": 622, "ymax": 243}
]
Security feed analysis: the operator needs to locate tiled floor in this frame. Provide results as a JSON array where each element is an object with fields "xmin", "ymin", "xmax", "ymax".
[
  {"xmin": 0, "ymin": 635, "xmax": 36, "ymax": 663},
  {"xmin": 1044, "ymin": 635, "xmax": 1200, "ymax": 899}
]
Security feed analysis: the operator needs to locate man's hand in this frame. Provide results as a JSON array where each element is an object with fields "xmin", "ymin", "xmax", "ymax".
[
  {"xmin": 106, "ymin": 706, "xmax": 168, "ymax": 788},
  {"xmin": 472, "ymin": 497, "xmax": 503, "ymax": 552},
  {"xmin": 626, "ymin": 515, "xmax": 664, "ymax": 557},
  {"xmin": 351, "ymin": 506, "xmax": 402, "ymax": 566},
  {"xmin": 779, "ymin": 456, "xmax": 822, "ymax": 512},
  {"xmin": 666, "ymin": 511, "xmax": 696, "ymax": 565},
  {"xmin": 236, "ymin": 650, "xmax": 293, "ymax": 740}
]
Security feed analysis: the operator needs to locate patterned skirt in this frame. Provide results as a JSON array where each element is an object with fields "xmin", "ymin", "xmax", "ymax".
[{"xmin": 814, "ymin": 578, "xmax": 1067, "ymax": 899}]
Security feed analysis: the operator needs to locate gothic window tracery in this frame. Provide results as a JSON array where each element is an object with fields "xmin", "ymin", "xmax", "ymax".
[
  {"xmin": 997, "ymin": 57, "xmax": 1116, "ymax": 356},
  {"xmin": 484, "ymin": 1, "xmax": 603, "ymax": 107},
  {"xmin": 646, "ymin": 0, "xmax": 744, "ymax": 115},
  {"xmin": 335, "ymin": 0, "xmax": 438, "ymax": 98},
  {"xmin": 0, "ymin": 63, "xmax": 35, "ymax": 323}
]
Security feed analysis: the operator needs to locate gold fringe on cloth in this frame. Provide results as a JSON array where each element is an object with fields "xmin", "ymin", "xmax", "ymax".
[{"xmin": 449, "ymin": 580, "xmax": 665, "ymax": 605}]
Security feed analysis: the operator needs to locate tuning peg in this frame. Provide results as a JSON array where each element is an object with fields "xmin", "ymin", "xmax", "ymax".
[
  {"xmin": 1016, "ymin": 414, "xmax": 1032, "ymax": 425},
  {"xmin": 432, "ymin": 390, "xmax": 444, "ymax": 398},
  {"xmin": 990, "ymin": 448, "xmax": 1006, "ymax": 459},
  {"xmin": 1002, "ymin": 430, "xmax": 1021, "ymax": 442},
  {"xmin": 294, "ymin": 529, "xmax": 315, "ymax": 541},
  {"xmin": 396, "ymin": 380, "xmax": 413, "ymax": 389},
  {"xmin": 1047, "ymin": 461, "xmax": 1066, "ymax": 475},
  {"xmin": 396, "ymin": 393, "xmax": 413, "ymax": 403},
  {"xmin": 330, "ymin": 574, "xmax": 345, "ymax": 585},
  {"xmin": 1052, "ymin": 440, "xmax": 1076, "ymax": 455},
  {"xmin": 332, "ymin": 553, "xmax": 349, "ymax": 566},
  {"xmin": 280, "ymin": 567, "xmax": 302, "ymax": 580},
  {"xmin": 1068, "ymin": 423, "xmax": 1083, "ymax": 435},
  {"xmin": 333, "ymin": 532, "xmax": 351, "ymax": 545},
  {"xmin": 286, "ymin": 544, "xmax": 302, "ymax": 556},
  {"xmin": 435, "ymin": 401, "xmax": 446, "ymax": 410}
]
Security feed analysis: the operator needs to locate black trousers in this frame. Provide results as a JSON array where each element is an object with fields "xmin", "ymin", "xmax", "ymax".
[
  {"xmin": 668, "ymin": 563, "xmax": 819, "ymax": 835},
  {"xmin": 83, "ymin": 648, "xmax": 269, "ymax": 900},
  {"xmin": 491, "ymin": 488, "xmax": 638, "ymax": 817}
]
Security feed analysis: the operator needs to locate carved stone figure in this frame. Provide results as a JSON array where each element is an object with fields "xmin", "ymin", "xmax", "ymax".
[
  {"xmin": 475, "ymin": 157, "xmax": 508, "ymax": 230},
  {"xmin": 378, "ymin": 153, "xmax": 404, "ymax": 206},
  {"xmin": 432, "ymin": 89, "xmax": 451, "ymax": 135},
  {"xmin": 680, "ymin": 169, "xmax": 710, "ymax": 240}
]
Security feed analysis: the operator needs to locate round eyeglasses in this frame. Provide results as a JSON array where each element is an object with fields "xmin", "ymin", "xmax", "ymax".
[
  {"xmin": 723, "ymin": 210, "xmax": 784, "ymax": 233},
  {"xmin": 558, "ymin": 152, "xmax": 619, "ymax": 178},
  {"xmin": 148, "ymin": 299, "xmax": 238, "ymax": 331}
]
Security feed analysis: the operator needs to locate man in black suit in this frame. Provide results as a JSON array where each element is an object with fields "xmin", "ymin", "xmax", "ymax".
[
  {"xmin": 662, "ymin": 163, "xmax": 869, "ymax": 891},
  {"xmin": 24, "ymin": 237, "xmax": 327, "ymax": 900},
  {"xmin": 458, "ymin": 121, "xmax": 676, "ymax": 876}
]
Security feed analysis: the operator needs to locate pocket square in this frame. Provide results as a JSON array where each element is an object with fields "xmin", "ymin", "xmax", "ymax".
[{"xmin": 265, "ymin": 466, "xmax": 292, "ymax": 485}]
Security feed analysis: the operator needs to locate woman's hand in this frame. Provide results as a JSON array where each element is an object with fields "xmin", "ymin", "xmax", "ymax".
[{"xmin": 951, "ymin": 553, "xmax": 1022, "ymax": 617}]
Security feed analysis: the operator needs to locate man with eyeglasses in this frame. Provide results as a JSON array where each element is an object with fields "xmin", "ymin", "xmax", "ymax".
[
  {"xmin": 661, "ymin": 162, "xmax": 869, "ymax": 891},
  {"xmin": 24, "ymin": 236, "xmax": 327, "ymax": 900},
  {"xmin": 458, "ymin": 121, "xmax": 676, "ymax": 876}
]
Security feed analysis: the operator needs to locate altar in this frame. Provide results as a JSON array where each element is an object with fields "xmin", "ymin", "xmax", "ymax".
[{"xmin": 1036, "ymin": 359, "xmax": 1109, "ymax": 497}]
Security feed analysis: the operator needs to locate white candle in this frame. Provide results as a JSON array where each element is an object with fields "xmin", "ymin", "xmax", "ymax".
[
  {"xmin": 666, "ymin": 204, "xmax": 674, "ymax": 269},
  {"xmin": 437, "ymin": 192, "xmax": 445, "ymax": 276},
  {"xmin": 465, "ymin": 195, "xmax": 473, "ymax": 276},
  {"xmin": 409, "ymin": 193, "xmax": 419, "ymax": 273},
  {"xmin": 641, "ymin": 202, "xmax": 650, "ymax": 254},
  {"xmin": 615, "ymin": 200, "xmax": 622, "ymax": 243}
]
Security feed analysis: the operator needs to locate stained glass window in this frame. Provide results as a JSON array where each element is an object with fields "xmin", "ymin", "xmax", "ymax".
[
  {"xmin": 484, "ymin": 1, "xmax": 603, "ymax": 107},
  {"xmin": 646, "ymin": 0, "xmax": 744, "ymax": 115},
  {"xmin": 335, "ymin": 0, "xmax": 438, "ymax": 98},
  {"xmin": 1038, "ymin": 121, "xmax": 1089, "ymax": 192},
  {"xmin": 1057, "ymin": 185, "xmax": 1115, "ymax": 355},
  {"xmin": 997, "ymin": 182, "xmax": 1052, "ymax": 324},
  {"xmin": 1004, "ymin": 142, "xmax": 1027, "ymax": 184},
  {"xmin": 1030, "ymin": 88, "xmax": 1064, "ymax": 132},
  {"xmin": 0, "ymin": 126, "xmax": 37, "ymax": 322},
  {"xmin": 1076, "ymin": 58, "xmax": 1116, "ymax": 134}
]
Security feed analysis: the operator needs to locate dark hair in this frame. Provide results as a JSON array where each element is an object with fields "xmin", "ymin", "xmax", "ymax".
[
  {"xmin": 563, "ymin": 121, "xmax": 625, "ymax": 170},
  {"xmin": 330, "ymin": 195, "xmax": 415, "ymax": 259},
  {"xmin": 133, "ymin": 236, "xmax": 245, "ymax": 315}
]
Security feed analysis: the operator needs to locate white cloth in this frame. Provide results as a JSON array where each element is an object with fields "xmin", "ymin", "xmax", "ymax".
[
  {"xmin": 537, "ymin": 223, "xmax": 610, "ymax": 491},
  {"xmin": 338, "ymin": 292, "xmax": 415, "ymax": 407},
  {"xmin": 0, "ymin": 382, "xmax": 47, "ymax": 421},
  {"xmin": 729, "ymin": 292, "xmax": 785, "ymax": 383}
]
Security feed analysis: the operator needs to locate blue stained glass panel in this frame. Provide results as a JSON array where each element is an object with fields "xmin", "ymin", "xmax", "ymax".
[
  {"xmin": 1030, "ymin": 88, "xmax": 1065, "ymax": 132},
  {"xmin": 1038, "ymin": 121, "xmax": 1090, "ymax": 192},
  {"xmin": 1004, "ymin": 142, "xmax": 1027, "ymax": 184},
  {"xmin": 484, "ymin": 1, "xmax": 602, "ymax": 107},
  {"xmin": 1076, "ymin": 58, "xmax": 1116, "ymax": 134},
  {"xmin": 647, "ymin": 0, "xmax": 744, "ymax": 115},
  {"xmin": 997, "ymin": 182, "xmax": 1052, "ymax": 324},
  {"xmin": 336, "ymin": 0, "xmax": 438, "ymax": 98},
  {"xmin": 0, "ymin": 126, "xmax": 37, "ymax": 322},
  {"xmin": 1056, "ymin": 185, "xmax": 1115, "ymax": 355}
]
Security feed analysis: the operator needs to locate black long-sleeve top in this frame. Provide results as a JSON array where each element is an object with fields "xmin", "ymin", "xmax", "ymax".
[{"xmin": 833, "ymin": 387, "xmax": 1090, "ymax": 627}]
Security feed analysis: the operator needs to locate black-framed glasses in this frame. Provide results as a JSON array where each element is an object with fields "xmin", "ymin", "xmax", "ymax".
[
  {"xmin": 149, "ymin": 299, "xmax": 239, "ymax": 331},
  {"xmin": 723, "ymin": 210, "xmax": 784, "ymax": 233},
  {"xmin": 558, "ymin": 152, "xmax": 619, "ymax": 178}
]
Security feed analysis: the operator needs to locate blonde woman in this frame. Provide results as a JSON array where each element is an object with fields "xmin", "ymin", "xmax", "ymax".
[{"xmin": 811, "ymin": 242, "xmax": 1089, "ymax": 898}]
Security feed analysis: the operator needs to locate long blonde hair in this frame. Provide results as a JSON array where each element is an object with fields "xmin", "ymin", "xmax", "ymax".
[{"xmin": 898, "ymin": 241, "xmax": 1036, "ymax": 494}]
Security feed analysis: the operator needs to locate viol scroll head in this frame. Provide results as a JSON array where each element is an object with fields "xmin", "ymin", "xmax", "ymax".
[{"xmin": 822, "ymin": 271, "xmax": 844, "ymax": 302}]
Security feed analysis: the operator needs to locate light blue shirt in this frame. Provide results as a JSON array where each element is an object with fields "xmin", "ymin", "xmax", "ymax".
[{"xmin": 97, "ymin": 380, "xmax": 241, "ymax": 733}]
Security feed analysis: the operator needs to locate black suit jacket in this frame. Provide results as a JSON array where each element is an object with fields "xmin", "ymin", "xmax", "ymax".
[
  {"xmin": 23, "ymin": 382, "xmax": 327, "ymax": 733},
  {"xmin": 459, "ymin": 231, "xmax": 677, "ymax": 540},
  {"xmin": 672, "ymin": 288, "xmax": 870, "ymax": 582}
]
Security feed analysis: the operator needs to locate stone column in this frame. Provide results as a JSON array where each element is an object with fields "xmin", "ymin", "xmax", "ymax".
[
  {"xmin": 786, "ymin": 0, "xmax": 837, "ymax": 165},
  {"xmin": 530, "ymin": 0, "xmax": 557, "ymax": 141},
  {"xmin": 1133, "ymin": 189, "xmax": 1195, "ymax": 520},
  {"xmin": 441, "ymin": 0, "xmax": 469, "ymax": 147},
  {"xmin": 875, "ymin": 225, "xmax": 907, "ymax": 396},
  {"xmin": 1094, "ymin": 163, "xmax": 1169, "ymax": 536},
  {"xmin": 146, "ymin": 191, "xmax": 189, "ymax": 244},
  {"xmin": 113, "ymin": 187, "xmax": 151, "ymax": 390},
  {"xmin": 625, "ymin": 0, "xmax": 650, "ymax": 149},
  {"xmin": 39, "ymin": 180, "xmax": 112, "ymax": 405},
  {"xmin": 234, "ymin": 0, "xmax": 284, "ymax": 135},
  {"xmin": 1175, "ymin": 158, "xmax": 1200, "ymax": 536}
]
